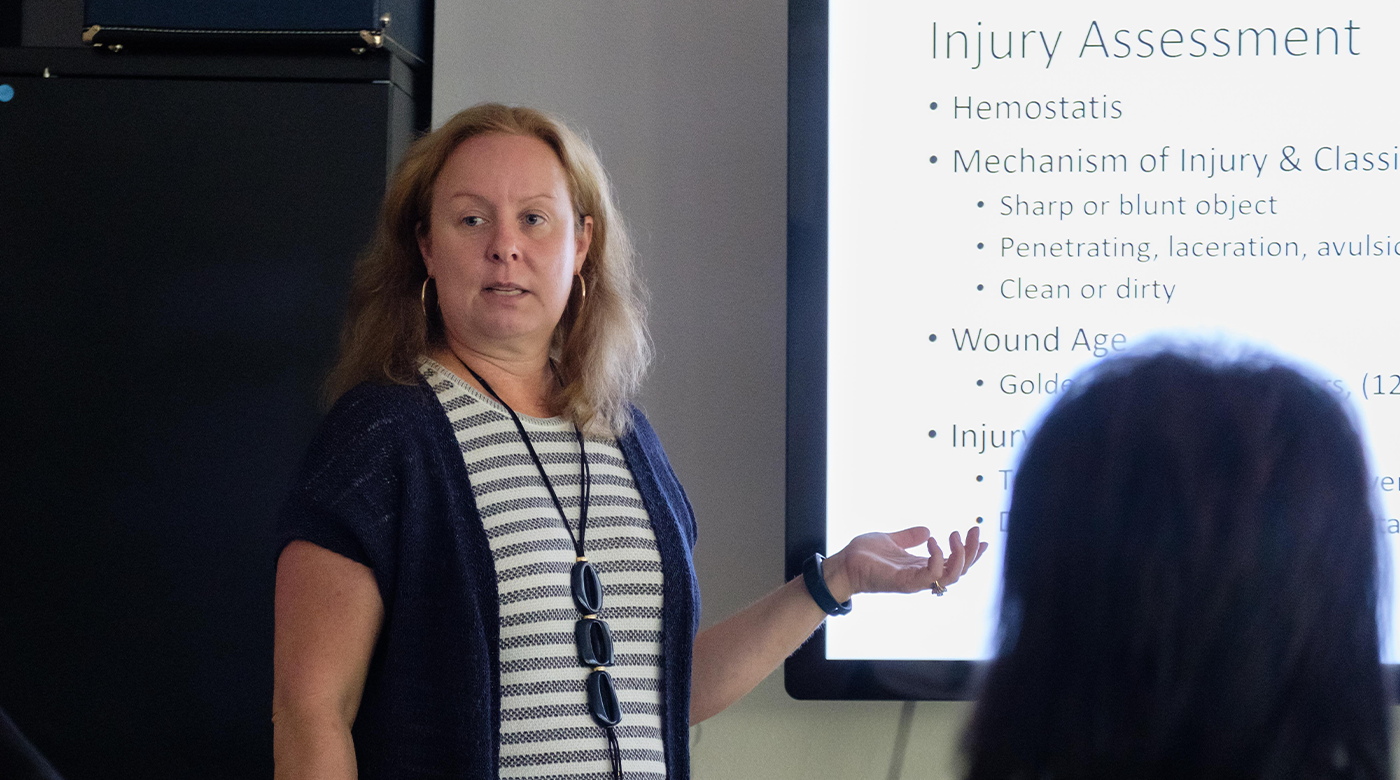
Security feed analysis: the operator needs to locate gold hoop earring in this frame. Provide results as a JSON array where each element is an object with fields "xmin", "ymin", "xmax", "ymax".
[
  {"xmin": 576, "ymin": 273, "xmax": 587, "ymax": 302},
  {"xmin": 421, "ymin": 277, "xmax": 432, "ymax": 319}
]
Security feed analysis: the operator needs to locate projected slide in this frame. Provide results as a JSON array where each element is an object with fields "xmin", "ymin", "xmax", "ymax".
[{"xmin": 823, "ymin": 1, "xmax": 1400, "ymax": 662}]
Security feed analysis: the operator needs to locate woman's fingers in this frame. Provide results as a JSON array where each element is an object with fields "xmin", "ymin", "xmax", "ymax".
[
  {"xmin": 925, "ymin": 537, "xmax": 946, "ymax": 577},
  {"xmin": 885, "ymin": 526, "xmax": 932, "ymax": 549},
  {"xmin": 840, "ymin": 526, "xmax": 989, "ymax": 596},
  {"xmin": 941, "ymin": 531, "xmax": 967, "ymax": 586},
  {"xmin": 962, "ymin": 526, "xmax": 982, "ymax": 573}
]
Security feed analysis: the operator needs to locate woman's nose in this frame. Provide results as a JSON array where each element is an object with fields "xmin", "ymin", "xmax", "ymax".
[{"xmin": 488, "ymin": 223, "xmax": 521, "ymax": 262}]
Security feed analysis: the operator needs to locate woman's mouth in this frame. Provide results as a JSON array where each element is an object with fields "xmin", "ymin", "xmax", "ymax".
[{"xmin": 485, "ymin": 285, "xmax": 526, "ymax": 296}]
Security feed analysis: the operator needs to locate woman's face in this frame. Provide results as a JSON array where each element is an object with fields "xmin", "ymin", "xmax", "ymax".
[{"xmin": 418, "ymin": 133, "xmax": 593, "ymax": 356}]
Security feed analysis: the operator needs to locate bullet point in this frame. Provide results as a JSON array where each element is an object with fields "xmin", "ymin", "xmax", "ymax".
[
  {"xmin": 928, "ymin": 430, "xmax": 937, "ymax": 438},
  {"xmin": 976, "ymin": 516, "xmax": 984, "ymax": 524},
  {"xmin": 929, "ymin": 155, "xmax": 938, "ymax": 164},
  {"xmin": 976, "ymin": 379, "xmax": 984, "ymax": 386},
  {"xmin": 976, "ymin": 475, "xmax": 984, "ymax": 482},
  {"xmin": 976, "ymin": 284, "xmax": 984, "ymax": 291},
  {"xmin": 928, "ymin": 333, "xmax": 937, "ymax": 342},
  {"xmin": 977, "ymin": 242, "xmax": 984, "ymax": 249},
  {"xmin": 929, "ymin": 101, "xmax": 938, "ymax": 110},
  {"xmin": 977, "ymin": 201, "xmax": 985, "ymax": 208}
]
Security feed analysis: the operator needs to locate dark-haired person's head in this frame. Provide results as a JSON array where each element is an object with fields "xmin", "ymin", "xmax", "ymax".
[{"xmin": 964, "ymin": 348, "xmax": 1390, "ymax": 780}]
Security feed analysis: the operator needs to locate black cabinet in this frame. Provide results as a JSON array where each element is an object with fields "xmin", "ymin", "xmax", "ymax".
[{"xmin": 0, "ymin": 47, "xmax": 425, "ymax": 779}]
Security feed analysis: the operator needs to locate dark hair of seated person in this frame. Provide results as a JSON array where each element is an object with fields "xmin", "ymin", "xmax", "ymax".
[{"xmin": 963, "ymin": 349, "xmax": 1391, "ymax": 780}]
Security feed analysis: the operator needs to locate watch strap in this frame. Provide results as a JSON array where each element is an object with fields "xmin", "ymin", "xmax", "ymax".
[{"xmin": 802, "ymin": 552, "xmax": 853, "ymax": 616}]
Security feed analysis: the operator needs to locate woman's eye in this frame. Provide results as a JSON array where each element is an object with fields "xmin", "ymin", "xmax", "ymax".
[
  {"xmin": 461, "ymin": 216, "xmax": 485, "ymax": 227},
  {"xmin": 523, "ymin": 213, "xmax": 546, "ymax": 226}
]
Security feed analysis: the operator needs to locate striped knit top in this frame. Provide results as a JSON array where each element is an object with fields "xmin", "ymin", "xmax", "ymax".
[{"xmin": 419, "ymin": 358, "xmax": 668, "ymax": 780}]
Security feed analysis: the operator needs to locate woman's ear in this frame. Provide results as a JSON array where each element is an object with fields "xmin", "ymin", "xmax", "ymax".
[{"xmin": 574, "ymin": 215, "xmax": 594, "ymax": 274}]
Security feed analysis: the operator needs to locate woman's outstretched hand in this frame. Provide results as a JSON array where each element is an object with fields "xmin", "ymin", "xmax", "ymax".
[{"xmin": 821, "ymin": 526, "xmax": 988, "ymax": 602}]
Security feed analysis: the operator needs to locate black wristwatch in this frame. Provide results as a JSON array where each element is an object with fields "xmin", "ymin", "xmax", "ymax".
[{"xmin": 802, "ymin": 552, "xmax": 853, "ymax": 616}]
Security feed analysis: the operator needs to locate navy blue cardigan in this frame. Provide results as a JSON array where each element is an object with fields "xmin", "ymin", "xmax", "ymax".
[{"xmin": 278, "ymin": 380, "xmax": 701, "ymax": 779}]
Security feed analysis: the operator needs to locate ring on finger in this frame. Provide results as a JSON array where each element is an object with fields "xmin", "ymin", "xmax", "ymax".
[{"xmin": 930, "ymin": 581, "xmax": 947, "ymax": 596}]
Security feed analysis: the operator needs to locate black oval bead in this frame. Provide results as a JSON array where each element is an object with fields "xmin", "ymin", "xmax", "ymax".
[
  {"xmin": 574, "ymin": 617, "xmax": 615, "ymax": 667},
  {"xmin": 586, "ymin": 669, "xmax": 623, "ymax": 728},
  {"xmin": 571, "ymin": 560, "xmax": 604, "ymax": 614}
]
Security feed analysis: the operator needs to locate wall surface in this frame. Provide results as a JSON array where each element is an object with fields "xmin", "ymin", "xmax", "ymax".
[{"xmin": 433, "ymin": 3, "xmax": 973, "ymax": 778}]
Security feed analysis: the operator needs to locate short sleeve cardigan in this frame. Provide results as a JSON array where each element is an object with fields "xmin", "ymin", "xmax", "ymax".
[{"xmin": 276, "ymin": 379, "xmax": 702, "ymax": 779}]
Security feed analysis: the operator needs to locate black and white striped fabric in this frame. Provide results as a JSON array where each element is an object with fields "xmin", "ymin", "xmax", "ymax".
[{"xmin": 420, "ymin": 358, "xmax": 668, "ymax": 780}]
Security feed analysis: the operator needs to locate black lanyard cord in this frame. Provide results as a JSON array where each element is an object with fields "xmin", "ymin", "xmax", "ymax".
[{"xmin": 456, "ymin": 359, "xmax": 591, "ymax": 558}]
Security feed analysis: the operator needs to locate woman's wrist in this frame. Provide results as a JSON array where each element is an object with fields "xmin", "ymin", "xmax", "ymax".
[{"xmin": 820, "ymin": 550, "xmax": 854, "ymax": 603}]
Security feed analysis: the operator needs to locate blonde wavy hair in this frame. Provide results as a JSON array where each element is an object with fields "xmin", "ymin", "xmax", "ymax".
[{"xmin": 324, "ymin": 103, "xmax": 651, "ymax": 436}]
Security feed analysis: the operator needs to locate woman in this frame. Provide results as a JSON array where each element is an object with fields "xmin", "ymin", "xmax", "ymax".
[
  {"xmin": 272, "ymin": 103, "xmax": 987, "ymax": 779},
  {"xmin": 963, "ymin": 349, "xmax": 1391, "ymax": 780}
]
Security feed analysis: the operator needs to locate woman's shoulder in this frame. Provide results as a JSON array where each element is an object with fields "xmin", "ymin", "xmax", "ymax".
[
  {"xmin": 306, "ymin": 378, "xmax": 448, "ymax": 463},
  {"xmin": 326, "ymin": 379, "xmax": 440, "ymax": 429},
  {"xmin": 620, "ymin": 403, "xmax": 663, "ymax": 448},
  {"xmin": 279, "ymin": 380, "xmax": 445, "ymax": 575}
]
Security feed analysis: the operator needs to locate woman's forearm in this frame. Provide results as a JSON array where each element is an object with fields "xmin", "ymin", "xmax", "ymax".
[{"xmin": 688, "ymin": 560, "xmax": 851, "ymax": 724}]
